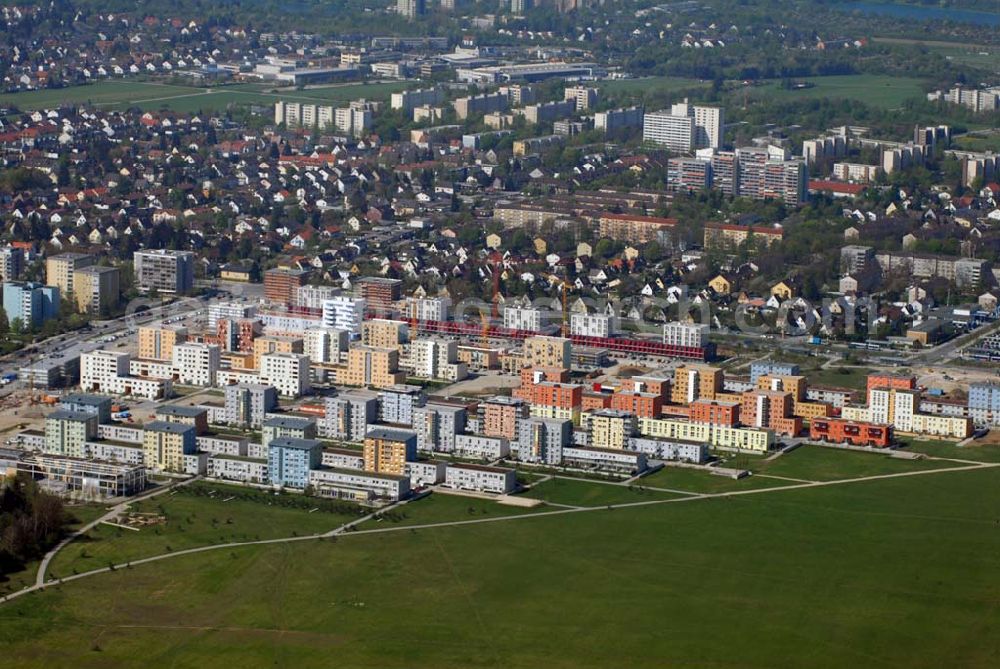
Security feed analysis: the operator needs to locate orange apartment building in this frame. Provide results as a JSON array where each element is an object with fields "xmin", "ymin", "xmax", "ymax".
[
  {"xmin": 740, "ymin": 389, "xmax": 802, "ymax": 437},
  {"xmin": 609, "ymin": 391, "xmax": 663, "ymax": 418},
  {"xmin": 630, "ymin": 374, "xmax": 671, "ymax": 399},
  {"xmin": 582, "ymin": 390, "xmax": 613, "ymax": 411},
  {"xmin": 264, "ymin": 267, "xmax": 310, "ymax": 306},
  {"xmin": 138, "ymin": 326, "xmax": 187, "ymax": 361},
  {"xmin": 671, "ymin": 365, "xmax": 723, "ymax": 404},
  {"xmin": 214, "ymin": 318, "xmax": 260, "ymax": 353},
  {"xmin": 757, "ymin": 374, "xmax": 833, "ymax": 420},
  {"xmin": 358, "ymin": 277, "xmax": 402, "ymax": 315},
  {"xmin": 363, "ymin": 427, "xmax": 416, "ymax": 475},
  {"xmin": 866, "ymin": 373, "xmax": 916, "ymax": 400},
  {"xmin": 689, "ymin": 398, "xmax": 740, "ymax": 426},
  {"xmin": 810, "ymin": 417, "xmax": 893, "ymax": 448},
  {"xmin": 524, "ymin": 382, "xmax": 583, "ymax": 410},
  {"xmin": 482, "ymin": 397, "xmax": 527, "ymax": 440}
]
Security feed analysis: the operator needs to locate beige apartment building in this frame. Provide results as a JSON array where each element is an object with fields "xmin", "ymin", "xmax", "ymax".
[
  {"xmin": 336, "ymin": 346, "xmax": 406, "ymax": 389},
  {"xmin": 138, "ymin": 326, "xmax": 188, "ymax": 361}
]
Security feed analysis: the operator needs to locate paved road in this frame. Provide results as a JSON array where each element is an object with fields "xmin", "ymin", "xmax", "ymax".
[{"xmin": 3, "ymin": 458, "xmax": 994, "ymax": 606}]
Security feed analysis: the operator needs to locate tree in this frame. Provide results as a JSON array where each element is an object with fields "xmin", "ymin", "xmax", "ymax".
[{"xmin": 10, "ymin": 317, "xmax": 24, "ymax": 335}]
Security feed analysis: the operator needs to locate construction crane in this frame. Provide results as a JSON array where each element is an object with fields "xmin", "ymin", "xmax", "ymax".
[
  {"xmin": 546, "ymin": 273, "xmax": 574, "ymax": 338},
  {"xmin": 482, "ymin": 251, "xmax": 504, "ymax": 346}
]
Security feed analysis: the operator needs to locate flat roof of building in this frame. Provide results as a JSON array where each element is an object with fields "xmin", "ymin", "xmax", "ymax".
[
  {"xmin": 447, "ymin": 462, "xmax": 514, "ymax": 474},
  {"xmin": 144, "ymin": 420, "xmax": 195, "ymax": 435},
  {"xmin": 157, "ymin": 405, "xmax": 208, "ymax": 418},
  {"xmin": 60, "ymin": 393, "xmax": 112, "ymax": 407},
  {"xmin": 366, "ymin": 426, "xmax": 417, "ymax": 442},
  {"xmin": 263, "ymin": 416, "xmax": 316, "ymax": 429},
  {"xmin": 46, "ymin": 410, "xmax": 96, "ymax": 422},
  {"xmin": 269, "ymin": 437, "xmax": 322, "ymax": 450}
]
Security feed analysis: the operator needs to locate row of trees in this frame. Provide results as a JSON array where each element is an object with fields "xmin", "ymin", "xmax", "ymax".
[{"xmin": 0, "ymin": 475, "xmax": 68, "ymax": 579}]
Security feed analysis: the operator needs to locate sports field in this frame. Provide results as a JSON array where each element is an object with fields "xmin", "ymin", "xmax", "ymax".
[
  {"xmin": 598, "ymin": 75, "xmax": 708, "ymax": 96},
  {"xmin": 0, "ymin": 80, "xmax": 414, "ymax": 113},
  {"xmin": 751, "ymin": 74, "xmax": 928, "ymax": 109},
  {"xmin": 1, "ymin": 461, "xmax": 997, "ymax": 668}
]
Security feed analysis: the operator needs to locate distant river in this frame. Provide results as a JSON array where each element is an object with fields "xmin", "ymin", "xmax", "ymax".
[{"xmin": 840, "ymin": 2, "xmax": 1000, "ymax": 27}]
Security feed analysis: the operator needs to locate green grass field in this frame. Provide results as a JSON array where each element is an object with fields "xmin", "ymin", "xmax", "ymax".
[
  {"xmin": 1, "ymin": 466, "xmax": 998, "ymax": 667},
  {"xmin": 637, "ymin": 465, "xmax": 798, "ymax": 493},
  {"xmin": 748, "ymin": 445, "xmax": 963, "ymax": 481},
  {"xmin": 362, "ymin": 492, "xmax": 545, "ymax": 529},
  {"xmin": 751, "ymin": 75, "xmax": 928, "ymax": 109},
  {"xmin": 47, "ymin": 482, "xmax": 364, "ymax": 579},
  {"xmin": 806, "ymin": 365, "xmax": 872, "ymax": 390},
  {"xmin": 598, "ymin": 75, "xmax": 707, "ymax": 97},
  {"xmin": 522, "ymin": 476, "xmax": 683, "ymax": 506},
  {"xmin": 0, "ymin": 80, "xmax": 414, "ymax": 113},
  {"xmin": 898, "ymin": 436, "xmax": 1000, "ymax": 463}
]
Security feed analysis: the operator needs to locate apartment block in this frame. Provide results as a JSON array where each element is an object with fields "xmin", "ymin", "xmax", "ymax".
[
  {"xmin": 321, "ymin": 391, "xmax": 379, "ymax": 442},
  {"xmin": 516, "ymin": 417, "xmax": 571, "ymax": 465},
  {"xmin": 223, "ymin": 383, "xmax": 278, "ymax": 429},
  {"xmin": 72, "ymin": 265, "xmax": 119, "ymax": 314},
  {"xmin": 523, "ymin": 335, "xmax": 571, "ymax": 369},
  {"xmin": 268, "ymin": 437, "xmax": 322, "ymax": 488},
  {"xmin": 337, "ymin": 346, "xmax": 405, "ymax": 389},
  {"xmin": 259, "ymin": 352, "xmax": 310, "ymax": 398},
  {"xmin": 581, "ymin": 409, "xmax": 636, "ymax": 450},
  {"xmin": 322, "ymin": 295, "xmax": 366, "ymax": 334},
  {"xmin": 597, "ymin": 213, "xmax": 677, "ymax": 245},
  {"xmin": 444, "ymin": 463, "xmax": 517, "ymax": 494},
  {"xmin": 264, "ymin": 268, "xmax": 310, "ymax": 306},
  {"xmin": 482, "ymin": 396, "xmax": 527, "ymax": 440},
  {"xmin": 671, "ymin": 364, "xmax": 723, "ymax": 404},
  {"xmin": 2, "ymin": 281, "xmax": 59, "ymax": 328},
  {"xmin": 44, "ymin": 410, "xmax": 98, "ymax": 458},
  {"xmin": 262, "ymin": 416, "xmax": 318, "ymax": 451},
  {"xmin": 252, "ymin": 335, "xmax": 303, "ymax": 369},
  {"xmin": 134, "ymin": 249, "xmax": 194, "ymax": 294},
  {"xmin": 138, "ymin": 326, "xmax": 188, "ymax": 361},
  {"xmin": 363, "ymin": 427, "xmax": 417, "ymax": 476},
  {"xmin": 810, "ymin": 417, "xmax": 892, "ymax": 448},
  {"xmin": 143, "ymin": 421, "xmax": 197, "ymax": 472},
  {"xmin": 409, "ymin": 338, "xmax": 468, "ymax": 382},
  {"xmin": 503, "ymin": 306, "xmax": 544, "ymax": 332},
  {"xmin": 363, "ymin": 319, "xmax": 409, "ymax": 351},
  {"xmin": 45, "ymin": 252, "xmax": 95, "ymax": 295}
]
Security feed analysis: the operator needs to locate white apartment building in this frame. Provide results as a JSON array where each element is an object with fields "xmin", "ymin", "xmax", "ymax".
[
  {"xmin": 570, "ymin": 313, "xmax": 618, "ymax": 339},
  {"xmin": 662, "ymin": 322, "xmax": 710, "ymax": 349},
  {"xmin": 303, "ymin": 328, "xmax": 347, "ymax": 365},
  {"xmin": 405, "ymin": 296, "xmax": 451, "ymax": 322},
  {"xmin": 444, "ymin": 463, "xmax": 516, "ymax": 494},
  {"xmin": 390, "ymin": 87, "xmax": 444, "ymax": 112},
  {"xmin": 564, "ymin": 86, "xmax": 598, "ymax": 111},
  {"xmin": 409, "ymin": 338, "xmax": 468, "ymax": 381},
  {"xmin": 643, "ymin": 111, "xmax": 694, "ymax": 152},
  {"xmin": 322, "ymin": 296, "xmax": 366, "ymax": 335},
  {"xmin": 832, "ymin": 162, "xmax": 881, "ymax": 183},
  {"xmin": 81, "ymin": 350, "xmax": 171, "ymax": 400},
  {"xmin": 172, "ymin": 342, "xmax": 220, "ymax": 387},
  {"xmin": 208, "ymin": 302, "xmax": 258, "ymax": 329},
  {"xmin": 259, "ymin": 352, "xmax": 310, "ymax": 398},
  {"xmin": 503, "ymin": 306, "xmax": 544, "ymax": 332},
  {"xmin": 644, "ymin": 99, "xmax": 724, "ymax": 152},
  {"xmin": 296, "ymin": 284, "xmax": 340, "ymax": 310}
]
